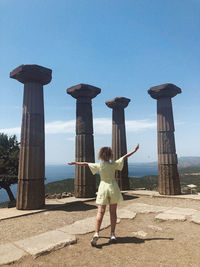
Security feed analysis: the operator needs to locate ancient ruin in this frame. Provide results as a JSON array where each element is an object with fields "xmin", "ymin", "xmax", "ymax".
[
  {"xmin": 10, "ymin": 64, "xmax": 52, "ymax": 209},
  {"xmin": 148, "ymin": 83, "xmax": 181, "ymax": 195},
  {"xmin": 106, "ymin": 97, "xmax": 130, "ymax": 190},
  {"xmin": 67, "ymin": 84, "xmax": 101, "ymax": 197}
]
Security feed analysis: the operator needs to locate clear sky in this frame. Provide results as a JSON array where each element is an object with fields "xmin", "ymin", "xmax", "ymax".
[{"xmin": 0, "ymin": 0, "xmax": 199, "ymax": 164}]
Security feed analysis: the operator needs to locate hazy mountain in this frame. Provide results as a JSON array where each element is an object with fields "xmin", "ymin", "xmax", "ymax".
[
  {"xmin": 129, "ymin": 161, "xmax": 157, "ymax": 168},
  {"xmin": 130, "ymin": 156, "xmax": 200, "ymax": 169},
  {"xmin": 178, "ymin": 157, "xmax": 200, "ymax": 168}
]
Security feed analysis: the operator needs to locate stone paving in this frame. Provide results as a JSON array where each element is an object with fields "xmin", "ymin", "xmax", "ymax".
[
  {"xmin": 14, "ymin": 231, "xmax": 76, "ymax": 259},
  {"xmin": 132, "ymin": 189, "xmax": 200, "ymax": 200},
  {"xmin": 1, "ymin": 190, "xmax": 200, "ymax": 266},
  {"xmin": 0, "ymin": 197, "xmax": 95, "ymax": 221}
]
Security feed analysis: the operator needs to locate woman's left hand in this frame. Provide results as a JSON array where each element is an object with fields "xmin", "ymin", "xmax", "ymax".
[{"xmin": 135, "ymin": 144, "xmax": 139, "ymax": 151}]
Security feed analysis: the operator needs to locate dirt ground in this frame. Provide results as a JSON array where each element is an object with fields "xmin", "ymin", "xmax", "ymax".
[{"xmin": 1, "ymin": 194, "xmax": 200, "ymax": 267}]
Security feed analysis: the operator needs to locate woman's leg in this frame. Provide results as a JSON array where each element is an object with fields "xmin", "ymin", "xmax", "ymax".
[
  {"xmin": 109, "ymin": 203, "xmax": 117, "ymax": 234},
  {"xmin": 95, "ymin": 205, "xmax": 106, "ymax": 233}
]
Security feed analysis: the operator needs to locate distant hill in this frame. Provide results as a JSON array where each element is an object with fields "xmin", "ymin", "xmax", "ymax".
[
  {"xmin": 130, "ymin": 156, "xmax": 200, "ymax": 169},
  {"xmin": 178, "ymin": 157, "xmax": 200, "ymax": 168}
]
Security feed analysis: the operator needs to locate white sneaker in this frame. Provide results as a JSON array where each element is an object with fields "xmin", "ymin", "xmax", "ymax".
[
  {"xmin": 91, "ymin": 233, "xmax": 99, "ymax": 246},
  {"xmin": 110, "ymin": 233, "xmax": 117, "ymax": 243}
]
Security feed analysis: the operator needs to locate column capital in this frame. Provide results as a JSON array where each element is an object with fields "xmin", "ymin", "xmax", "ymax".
[
  {"xmin": 67, "ymin": 83, "xmax": 101, "ymax": 99},
  {"xmin": 148, "ymin": 83, "xmax": 181, "ymax": 100},
  {"xmin": 105, "ymin": 97, "xmax": 131, "ymax": 109},
  {"xmin": 10, "ymin": 64, "xmax": 52, "ymax": 85}
]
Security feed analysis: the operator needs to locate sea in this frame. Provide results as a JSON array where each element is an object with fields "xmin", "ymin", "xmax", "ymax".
[{"xmin": 0, "ymin": 163, "xmax": 158, "ymax": 203}]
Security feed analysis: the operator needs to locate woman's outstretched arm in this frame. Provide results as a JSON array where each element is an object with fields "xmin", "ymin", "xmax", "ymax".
[
  {"xmin": 68, "ymin": 162, "xmax": 88, "ymax": 166},
  {"xmin": 122, "ymin": 144, "xmax": 139, "ymax": 159}
]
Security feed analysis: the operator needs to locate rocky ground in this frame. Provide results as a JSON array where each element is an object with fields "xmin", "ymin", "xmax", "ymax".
[{"xmin": 1, "ymin": 193, "xmax": 200, "ymax": 267}]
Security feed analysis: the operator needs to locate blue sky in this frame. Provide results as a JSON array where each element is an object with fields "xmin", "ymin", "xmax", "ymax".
[{"xmin": 0, "ymin": 0, "xmax": 199, "ymax": 164}]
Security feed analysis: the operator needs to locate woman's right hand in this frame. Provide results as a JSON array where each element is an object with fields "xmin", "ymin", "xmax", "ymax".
[{"xmin": 68, "ymin": 162, "xmax": 76, "ymax": 165}]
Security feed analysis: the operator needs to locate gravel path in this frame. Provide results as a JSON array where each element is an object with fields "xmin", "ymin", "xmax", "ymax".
[{"xmin": 1, "ymin": 193, "xmax": 200, "ymax": 266}]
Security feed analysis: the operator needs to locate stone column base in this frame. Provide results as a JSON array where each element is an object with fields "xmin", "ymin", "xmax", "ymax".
[
  {"xmin": 115, "ymin": 171, "xmax": 130, "ymax": 190},
  {"xmin": 74, "ymin": 185, "xmax": 96, "ymax": 198},
  {"xmin": 74, "ymin": 165, "xmax": 96, "ymax": 198},
  {"xmin": 17, "ymin": 179, "xmax": 45, "ymax": 210},
  {"xmin": 158, "ymin": 165, "xmax": 181, "ymax": 195}
]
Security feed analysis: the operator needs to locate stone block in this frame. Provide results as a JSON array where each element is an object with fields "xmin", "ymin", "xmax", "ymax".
[
  {"xmin": 132, "ymin": 231, "xmax": 148, "ymax": 237},
  {"xmin": 191, "ymin": 213, "xmax": 200, "ymax": 224},
  {"xmin": 67, "ymin": 84, "xmax": 101, "ymax": 99},
  {"xmin": 10, "ymin": 64, "xmax": 52, "ymax": 85},
  {"xmin": 14, "ymin": 230, "xmax": 76, "ymax": 258},
  {"xmin": 155, "ymin": 213, "xmax": 186, "ymax": 221},
  {"xmin": 117, "ymin": 209, "xmax": 136, "ymax": 219},
  {"xmin": 126, "ymin": 203, "xmax": 170, "ymax": 214},
  {"xmin": 163, "ymin": 207, "xmax": 197, "ymax": 216},
  {"xmin": 0, "ymin": 243, "xmax": 26, "ymax": 265},
  {"xmin": 148, "ymin": 83, "xmax": 181, "ymax": 99}
]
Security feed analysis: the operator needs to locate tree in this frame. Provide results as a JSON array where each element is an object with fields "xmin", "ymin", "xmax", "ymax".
[{"xmin": 0, "ymin": 133, "xmax": 20, "ymax": 202}]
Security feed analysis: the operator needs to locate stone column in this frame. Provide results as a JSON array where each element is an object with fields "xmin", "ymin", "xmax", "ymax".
[
  {"xmin": 67, "ymin": 84, "xmax": 101, "ymax": 198},
  {"xmin": 148, "ymin": 83, "xmax": 181, "ymax": 195},
  {"xmin": 10, "ymin": 64, "xmax": 52, "ymax": 209},
  {"xmin": 106, "ymin": 97, "xmax": 130, "ymax": 190}
]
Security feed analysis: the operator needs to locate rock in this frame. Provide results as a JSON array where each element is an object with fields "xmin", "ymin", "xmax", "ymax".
[
  {"xmin": 45, "ymin": 193, "xmax": 74, "ymax": 199},
  {"xmin": 58, "ymin": 214, "xmax": 120, "ymax": 235},
  {"xmin": 117, "ymin": 209, "xmax": 136, "ymax": 219},
  {"xmin": 162, "ymin": 207, "xmax": 197, "ymax": 216},
  {"xmin": 132, "ymin": 231, "xmax": 148, "ymax": 237},
  {"xmin": 148, "ymin": 225, "xmax": 162, "ymax": 231},
  {"xmin": 126, "ymin": 203, "xmax": 169, "ymax": 214},
  {"xmin": 47, "ymin": 195, "xmax": 54, "ymax": 199},
  {"xmin": 191, "ymin": 212, "xmax": 200, "ymax": 224},
  {"xmin": 56, "ymin": 194, "xmax": 62, "ymax": 199},
  {"xmin": 61, "ymin": 193, "xmax": 69, "ymax": 198},
  {"xmin": 8, "ymin": 200, "xmax": 16, "ymax": 208},
  {"xmin": 14, "ymin": 230, "xmax": 76, "ymax": 258},
  {"xmin": 0, "ymin": 243, "xmax": 26, "ymax": 265},
  {"xmin": 155, "ymin": 213, "xmax": 186, "ymax": 221}
]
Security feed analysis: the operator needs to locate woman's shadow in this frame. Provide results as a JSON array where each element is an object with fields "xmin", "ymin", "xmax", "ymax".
[{"xmin": 94, "ymin": 236, "xmax": 174, "ymax": 249}]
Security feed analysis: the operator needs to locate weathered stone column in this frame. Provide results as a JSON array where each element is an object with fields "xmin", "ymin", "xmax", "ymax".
[
  {"xmin": 148, "ymin": 83, "xmax": 181, "ymax": 195},
  {"xmin": 67, "ymin": 84, "xmax": 101, "ymax": 198},
  {"xmin": 10, "ymin": 64, "xmax": 52, "ymax": 209},
  {"xmin": 106, "ymin": 97, "xmax": 130, "ymax": 190}
]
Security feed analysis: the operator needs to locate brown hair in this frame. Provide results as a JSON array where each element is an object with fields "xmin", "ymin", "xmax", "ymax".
[{"xmin": 98, "ymin": 147, "xmax": 113, "ymax": 162}]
